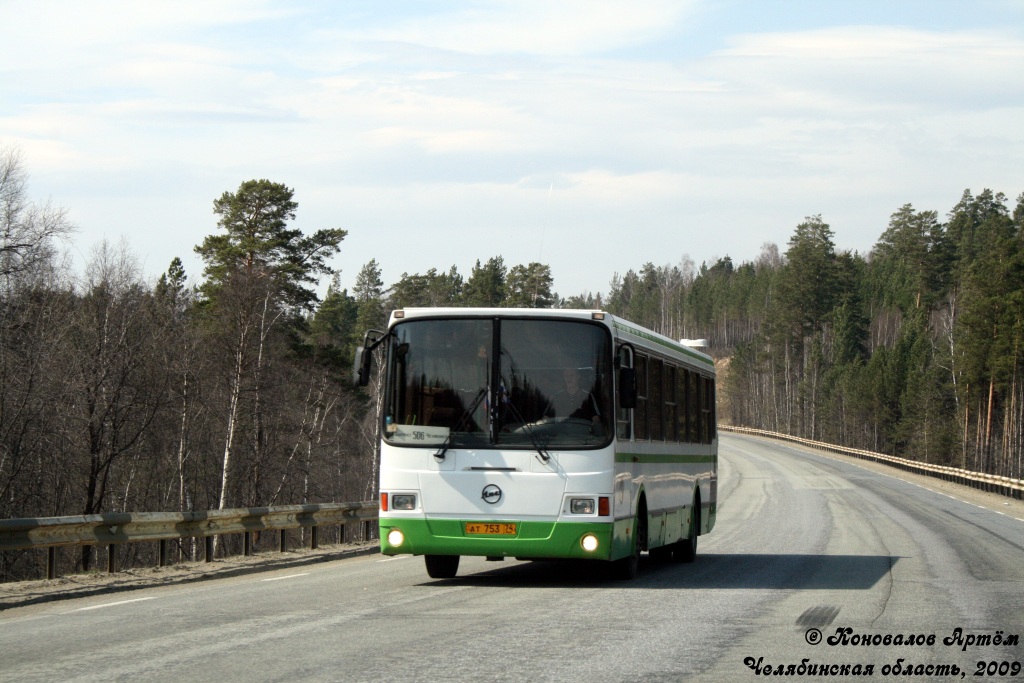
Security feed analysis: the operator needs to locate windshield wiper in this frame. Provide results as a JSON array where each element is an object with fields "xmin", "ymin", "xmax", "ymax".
[
  {"xmin": 497, "ymin": 382, "xmax": 551, "ymax": 464},
  {"xmin": 434, "ymin": 387, "xmax": 488, "ymax": 461}
]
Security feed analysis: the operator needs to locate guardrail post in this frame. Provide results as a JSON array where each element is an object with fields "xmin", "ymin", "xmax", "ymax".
[
  {"xmin": 0, "ymin": 502, "xmax": 387, "ymax": 582},
  {"xmin": 243, "ymin": 531, "xmax": 252, "ymax": 556}
]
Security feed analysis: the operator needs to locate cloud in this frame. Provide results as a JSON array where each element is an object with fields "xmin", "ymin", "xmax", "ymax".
[
  {"xmin": 3, "ymin": 2, "xmax": 1024, "ymax": 297},
  {"xmin": 710, "ymin": 26, "xmax": 1024, "ymax": 110},
  {"xmin": 340, "ymin": 0, "xmax": 697, "ymax": 57}
]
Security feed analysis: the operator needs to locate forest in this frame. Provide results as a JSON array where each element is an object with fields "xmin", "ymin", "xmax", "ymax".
[
  {"xmin": 603, "ymin": 191, "xmax": 1024, "ymax": 485},
  {"xmin": 1, "ymin": 143, "xmax": 1022, "ymax": 579}
]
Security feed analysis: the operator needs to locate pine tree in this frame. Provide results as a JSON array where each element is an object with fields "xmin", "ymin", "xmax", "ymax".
[
  {"xmin": 463, "ymin": 257, "xmax": 506, "ymax": 306},
  {"xmin": 505, "ymin": 262, "xmax": 554, "ymax": 308},
  {"xmin": 309, "ymin": 275, "xmax": 359, "ymax": 367},
  {"xmin": 776, "ymin": 215, "xmax": 840, "ymax": 334},
  {"xmin": 196, "ymin": 179, "xmax": 346, "ymax": 319},
  {"xmin": 872, "ymin": 204, "xmax": 947, "ymax": 312},
  {"xmin": 955, "ymin": 195, "xmax": 1021, "ymax": 472},
  {"xmin": 194, "ymin": 179, "xmax": 345, "ymax": 515},
  {"xmin": 353, "ymin": 259, "xmax": 386, "ymax": 339}
]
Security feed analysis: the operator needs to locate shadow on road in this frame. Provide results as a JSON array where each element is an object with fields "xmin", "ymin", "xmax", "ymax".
[{"xmin": 424, "ymin": 552, "xmax": 899, "ymax": 590}]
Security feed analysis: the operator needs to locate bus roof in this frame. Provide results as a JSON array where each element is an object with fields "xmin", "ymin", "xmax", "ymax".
[{"xmin": 387, "ymin": 308, "xmax": 715, "ymax": 370}]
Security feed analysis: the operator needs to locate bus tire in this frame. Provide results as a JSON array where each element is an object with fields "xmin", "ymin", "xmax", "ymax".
[
  {"xmin": 613, "ymin": 508, "xmax": 645, "ymax": 580},
  {"xmin": 674, "ymin": 495, "xmax": 699, "ymax": 563},
  {"xmin": 649, "ymin": 545, "xmax": 672, "ymax": 562},
  {"xmin": 424, "ymin": 554, "xmax": 460, "ymax": 579},
  {"xmin": 613, "ymin": 530, "xmax": 639, "ymax": 580}
]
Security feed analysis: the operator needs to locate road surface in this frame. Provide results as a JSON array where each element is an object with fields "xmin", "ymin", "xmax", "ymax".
[{"xmin": 1, "ymin": 433, "xmax": 1021, "ymax": 681}]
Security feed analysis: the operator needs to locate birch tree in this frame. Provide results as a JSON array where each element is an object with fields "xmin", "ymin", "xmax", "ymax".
[{"xmin": 195, "ymin": 180, "xmax": 345, "ymax": 516}]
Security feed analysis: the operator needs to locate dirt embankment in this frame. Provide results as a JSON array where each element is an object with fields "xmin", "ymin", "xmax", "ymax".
[{"xmin": 0, "ymin": 541, "xmax": 378, "ymax": 611}]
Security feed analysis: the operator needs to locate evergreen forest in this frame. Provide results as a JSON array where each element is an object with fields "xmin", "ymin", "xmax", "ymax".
[{"xmin": 1, "ymin": 144, "xmax": 1022, "ymax": 579}]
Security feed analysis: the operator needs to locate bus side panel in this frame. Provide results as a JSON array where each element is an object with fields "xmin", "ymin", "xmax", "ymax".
[
  {"xmin": 703, "ymin": 448, "xmax": 718, "ymax": 534},
  {"xmin": 615, "ymin": 450, "xmax": 711, "ymax": 550}
]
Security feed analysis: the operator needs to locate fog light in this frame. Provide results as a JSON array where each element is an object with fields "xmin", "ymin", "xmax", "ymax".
[
  {"xmin": 387, "ymin": 529, "xmax": 405, "ymax": 547},
  {"xmin": 581, "ymin": 534, "xmax": 599, "ymax": 552},
  {"xmin": 570, "ymin": 498, "xmax": 595, "ymax": 514},
  {"xmin": 392, "ymin": 494, "xmax": 416, "ymax": 511}
]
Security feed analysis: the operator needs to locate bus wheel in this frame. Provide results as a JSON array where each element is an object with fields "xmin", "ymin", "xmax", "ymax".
[
  {"xmin": 649, "ymin": 545, "xmax": 672, "ymax": 562},
  {"xmin": 674, "ymin": 498, "xmax": 699, "ymax": 563},
  {"xmin": 613, "ymin": 513, "xmax": 644, "ymax": 580},
  {"xmin": 424, "ymin": 555, "xmax": 460, "ymax": 579}
]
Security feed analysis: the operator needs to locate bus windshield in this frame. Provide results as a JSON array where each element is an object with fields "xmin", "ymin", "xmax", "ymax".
[{"xmin": 384, "ymin": 317, "xmax": 612, "ymax": 449}]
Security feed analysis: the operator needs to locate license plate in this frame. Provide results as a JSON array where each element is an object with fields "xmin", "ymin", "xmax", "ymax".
[{"xmin": 465, "ymin": 522, "xmax": 517, "ymax": 535}]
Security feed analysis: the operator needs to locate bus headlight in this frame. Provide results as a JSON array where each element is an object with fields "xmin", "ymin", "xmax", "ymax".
[
  {"xmin": 581, "ymin": 534, "xmax": 599, "ymax": 552},
  {"xmin": 392, "ymin": 494, "xmax": 416, "ymax": 511},
  {"xmin": 387, "ymin": 529, "xmax": 405, "ymax": 547},
  {"xmin": 570, "ymin": 498, "xmax": 595, "ymax": 514}
]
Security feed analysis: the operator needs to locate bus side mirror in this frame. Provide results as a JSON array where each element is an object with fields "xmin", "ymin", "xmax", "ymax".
[
  {"xmin": 353, "ymin": 328, "xmax": 387, "ymax": 387},
  {"xmin": 353, "ymin": 346, "xmax": 373, "ymax": 386},
  {"xmin": 618, "ymin": 367, "xmax": 636, "ymax": 409}
]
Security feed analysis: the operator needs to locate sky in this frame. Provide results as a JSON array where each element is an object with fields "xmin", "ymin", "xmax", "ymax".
[{"xmin": 2, "ymin": 0, "xmax": 1023, "ymax": 298}]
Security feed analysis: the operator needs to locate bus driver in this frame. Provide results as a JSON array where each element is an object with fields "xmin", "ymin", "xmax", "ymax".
[{"xmin": 546, "ymin": 366, "xmax": 602, "ymax": 428}]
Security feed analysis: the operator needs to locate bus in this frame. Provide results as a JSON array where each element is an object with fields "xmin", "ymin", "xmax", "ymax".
[{"xmin": 354, "ymin": 308, "xmax": 717, "ymax": 580}]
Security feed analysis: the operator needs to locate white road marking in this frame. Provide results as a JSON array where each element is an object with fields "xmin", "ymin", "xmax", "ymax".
[
  {"xmin": 261, "ymin": 573, "xmax": 310, "ymax": 582},
  {"xmin": 74, "ymin": 597, "xmax": 156, "ymax": 611}
]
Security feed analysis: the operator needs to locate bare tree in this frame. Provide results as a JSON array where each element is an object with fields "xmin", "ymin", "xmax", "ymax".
[
  {"xmin": 0, "ymin": 146, "xmax": 73, "ymax": 288},
  {"xmin": 0, "ymin": 146, "xmax": 74, "ymax": 519},
  {"xmin": 70, "ymin": 241, "xmax": 168, "ymax": 569}
]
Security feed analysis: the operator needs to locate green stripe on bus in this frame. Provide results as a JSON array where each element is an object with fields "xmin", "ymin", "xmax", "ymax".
[{"xmin": 379, "ymin": 518, "xmax": 634, "ymax": 562}]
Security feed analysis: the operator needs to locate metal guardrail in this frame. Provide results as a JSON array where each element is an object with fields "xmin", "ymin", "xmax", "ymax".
[
  {"xmin": 0, "ymin": 502, "xmax": 379, "ymax": 581},
  {"xmin": 5, "ymin": 429, "xmax": 1021, "ymax": 582},
  {"xmin": 720, "ymin": 425, "xmax": 1024, "ymax": 499}
]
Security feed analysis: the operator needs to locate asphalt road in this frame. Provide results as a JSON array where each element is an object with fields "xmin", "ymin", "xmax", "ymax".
[{"xmin": 1, "ymin": 433, "xmax": 1022, "ymax": 682}]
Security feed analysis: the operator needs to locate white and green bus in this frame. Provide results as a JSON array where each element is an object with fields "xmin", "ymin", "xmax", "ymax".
[{"xmin": 354, "ymin": 308, "xmax": 717, "ymax": 579}]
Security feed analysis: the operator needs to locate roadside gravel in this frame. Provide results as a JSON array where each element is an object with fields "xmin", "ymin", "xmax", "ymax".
[{"xmin": 0, "ymin": 541, "xmax": 378, "ymax": 611}]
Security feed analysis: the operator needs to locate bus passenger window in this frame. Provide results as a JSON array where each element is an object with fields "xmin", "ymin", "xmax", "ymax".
[
  {"xmin": 616, "ymin": 345, "xmax": 633, "ymax": 440},
  {"xmin": 679, "ymin": 370, "xmax": 688, "ymax": 440},
  {"xmin": 703, "ymin": 376, "xmax": 716, "ymax": 444},
  {"xmin": 688, "ymin": 370, "xmax": 700, "ymax": 443},
  {"xmin": 665, "ymin": 365, "xmax": 678, "ymax": 442},
  {"xmin": 649, "ymin": 358, "xmax": 663, "ymax": 441},
  {"xmin": 634, "ymin": 354, "xmax": 648, "ymax": 440}
]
